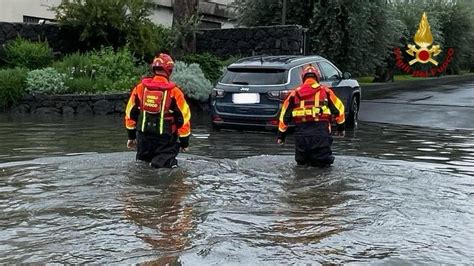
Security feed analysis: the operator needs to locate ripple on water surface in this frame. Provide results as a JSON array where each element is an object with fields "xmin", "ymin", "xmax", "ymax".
[{"xmin": 0, "ymin": 153, "xmax": 473, "ymax": 264}]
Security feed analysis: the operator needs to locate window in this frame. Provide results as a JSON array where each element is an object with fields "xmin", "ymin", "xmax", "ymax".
[
  {"xmin": 220, "ymin": 68, "xmax": 287, "ymax": 85},
  {"xmin": 318, "ymin": 61, "xmax": 341, "ymax": 80},
  {"xmin": 23, "ymin": 16, "xmax": 56, "ymax": 24}
]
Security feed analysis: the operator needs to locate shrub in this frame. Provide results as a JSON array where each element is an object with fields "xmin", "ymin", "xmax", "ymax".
[
  {"xmin": 171, "ymin": 61, "xmax": 213, "ymax": 102},
  {"xmin": 54, "ymin": 47, "xmax": 146, "ymax": 93},
  {"xmin": 4, "ymin": 38, "xmax": 54, "ymax": 69},
  {"xmin": 26, "ymin": 68, "xmax": 68, "ymax": 95},
  {"xmin": 53, "ymin": 52, "xmax": 95, "ymax": 79},
  {"xmin": 92, "ymin": 76, "xmax": 116, "ymax": 92},
  {"xmin": 180, "ymin": 53, "xmax": 224, "ymax": 83},
  {"xmin": 127, "ymin": 22, "xmax": 173, "ymax": 61},
  {"xmin": 89, "ymin": 47, "xmax": 137, "ymax": 80},
  {"xmin": 64, "ymin": 77, "xmax": 96, "ymax": 94},
  {"xmin": 0, "ymin": 68, "xmax": 27, "ymax": 109},
  {"xmin": 53, "ymin": 0, "xmax": 172, "ymax": 59}
]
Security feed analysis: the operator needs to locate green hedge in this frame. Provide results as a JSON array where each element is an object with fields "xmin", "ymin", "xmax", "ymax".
[
  {"xmin": 4, "ymin": 38, "xmax": 54, "ymax": 70},
  {"xmin": 0, "ymin": 68, "xmax": 27, "ymax": 109}
]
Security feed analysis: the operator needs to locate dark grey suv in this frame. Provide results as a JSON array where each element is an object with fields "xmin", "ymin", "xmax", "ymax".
[{"xmin": 210, "ymin": 55, "xmax": 361, "ymax": 130}]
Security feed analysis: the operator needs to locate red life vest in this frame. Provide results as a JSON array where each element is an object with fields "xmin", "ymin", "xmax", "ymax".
[
  {"xmin": 292, "ymin": 83, "xmax": 332, "ymax": 123},
  {"xmin": 138, "ymin": 78, "xmax": 176, "ymax": 135}
]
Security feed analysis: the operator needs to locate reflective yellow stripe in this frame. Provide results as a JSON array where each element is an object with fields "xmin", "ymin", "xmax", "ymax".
[
  {"xmin": 292, "ymin": 107, "xmax": 322, "ymax": 117},
  {"xmin": 321, "ymin": 106, "xmax": 331, "ymax": 114},
  {"xmin": 333, "ymin": 98, "xmax": 345, "ymax": 112},
  {"xmin": 159, "ymin": 90, "xmax": 168, "ymax": 134},
  {"xmin": 141, "ymin": 89, "xmax": 147, "ymax": 132},
  {"xmin": 312, "ymin": 107, "xmax": 320, "ymax": 117},
  {"xmin": 314, "ymin": 91, "xmax": 320, "ymax": 107}
]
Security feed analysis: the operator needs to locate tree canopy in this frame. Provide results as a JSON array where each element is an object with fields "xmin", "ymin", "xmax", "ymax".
[
  {"xmin": 236, "ymin": 0, "xmax": 474, "ymax": 76},
  {"xmin": 54, "ymin": 0, "xmax": 170, "ymax": 59}
]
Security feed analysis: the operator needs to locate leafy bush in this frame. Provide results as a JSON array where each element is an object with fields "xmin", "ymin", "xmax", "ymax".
[
  {"xmin": 0, "ymin": 68, "xmax": 27, "ymax": 109},
  {"xmin": 53, "ymin": 0, "xmax": 172, "ymax": 59},
  {"xmin": 26, "ymin": 68, "xmax": 67, "ymax": 95},
  {"xmin": 54, "ymin": 47, "xmax": 146, "ymax": 93},
  {"xmin": 180, "ymin": 53, "xmax": 224, "ymax": 83},
  {"xmin": 53, "ymin": 52, "xmax": 95, "ymax": 79},
  {"xmin": 127, "ymin": 22, "xmax": 173, "ymax": 61},
  {"xmin": 64, "ymin": 77, "xmax": 96, "ymax": 94},
  {"xmin": 171, "ymin": 61, "xmax": 213, "ymax": 102},
  {"xmin": 4, "ymin": 38, "xmax": 54, "ymax": 69},
  {"xmin": 88, "ymin": 47, "xmax": 137, "ymax": 81}
]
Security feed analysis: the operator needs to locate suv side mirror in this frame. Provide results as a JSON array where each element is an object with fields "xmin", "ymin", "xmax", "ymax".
[{"xmin": 343, "ymin": 72, "xmax": 351, "ymax": 79}]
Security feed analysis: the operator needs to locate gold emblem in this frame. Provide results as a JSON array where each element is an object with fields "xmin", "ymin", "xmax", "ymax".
[{"xmin": 406, "ymin": 12, "xmax": 441, "ymax": 65}]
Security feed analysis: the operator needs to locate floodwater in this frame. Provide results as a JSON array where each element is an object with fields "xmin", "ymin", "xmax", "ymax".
[{"xmin": 0, "ymin": 114, "xmax": 473, "ymax": 264}]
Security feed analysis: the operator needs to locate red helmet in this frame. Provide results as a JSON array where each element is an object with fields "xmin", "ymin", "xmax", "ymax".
[
  {"xmin": 152, "ymin": 53, "xmax": 175, "ymax": 76},
  {"xmin": 301, "ymin": 64, "xmax": 321, "ymax": 82}
]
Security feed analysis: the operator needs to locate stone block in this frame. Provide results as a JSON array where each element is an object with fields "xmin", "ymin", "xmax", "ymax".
[
  {"xmin": 35, "ymin": 107, "xmax": 60, "ymax": 115},
  {"xmin": 114, "ymin": 101, "xmax": 126, "ymax": 113},
  {"xmin": 77, "ymin": 102, "xmax": 93, "ymax": 114},
  {"xmin": 11, "ymin": 104, "xmax": 31, "ymax": 114},
  {"xmin": 62, "ymin": 106, "xmax": 75, "ymax": 115},
  {"xmin": 93, "ymin": 99, "xmax": 113, "ymax": 115}
]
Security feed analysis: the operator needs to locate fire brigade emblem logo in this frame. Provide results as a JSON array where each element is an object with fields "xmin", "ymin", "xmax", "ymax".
[{"xmin": 406, "ymin": 12, "xmax": 441, "ymax": 66}]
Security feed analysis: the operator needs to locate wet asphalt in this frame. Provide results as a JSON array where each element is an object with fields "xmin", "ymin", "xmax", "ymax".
[{"xmin": 359, "ymin": 81, "xmax": 474, "ymax": 130}]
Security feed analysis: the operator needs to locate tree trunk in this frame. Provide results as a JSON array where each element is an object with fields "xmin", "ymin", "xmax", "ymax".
[{"xmin": 173, "ymin": 0, "xmax": 198, "ymax": 56}]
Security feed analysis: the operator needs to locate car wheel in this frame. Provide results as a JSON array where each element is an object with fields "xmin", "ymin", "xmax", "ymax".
[{"xmin": 346, "ymin": 96, "xmax": 359, "ymax": 129}]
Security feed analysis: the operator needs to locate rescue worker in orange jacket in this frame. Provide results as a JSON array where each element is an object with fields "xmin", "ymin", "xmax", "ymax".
[
  {"xmin": 125, "ymin": 53, "xmax": 191, "ymax": 168},
  {"xmin": 277, "ymin": 64, "xmax": 345, "ymax": 167}
]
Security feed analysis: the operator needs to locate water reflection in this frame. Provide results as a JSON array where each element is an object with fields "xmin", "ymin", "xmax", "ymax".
[
  {"xmin": 269, "ymin": 167, "xmax": 349, "ymax": 247},
  {"xmin": 123, "ymin": 165, "xmax": 194, "ymax": 264}
]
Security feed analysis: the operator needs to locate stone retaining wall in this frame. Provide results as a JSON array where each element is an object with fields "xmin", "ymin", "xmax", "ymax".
[
  {"xmin": 1, "ymin": 22, "xmax": 308, "ymax": 56},
  {"xmin": 11, "ymin": 93, "xmax": 129, "ymax": 115},
  {"xmin": 0, "ymin": 22, "xmax": 73, "ymax": 54},
  {"xmin": 10, "ymin": 93, "xmax": 209, "ymax": 116},
  {"xmin": 196, "ymin": 25, "xmax": 307, "ymax": 57}
]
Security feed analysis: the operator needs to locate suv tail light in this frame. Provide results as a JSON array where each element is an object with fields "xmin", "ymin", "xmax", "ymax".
[
  {"xmin": 211, "ymin": 88, "xmax": 225, "ymax": 98},
  {"xmin": 267, "ymin": 90, "xmax": 290, "ymax": 101}
]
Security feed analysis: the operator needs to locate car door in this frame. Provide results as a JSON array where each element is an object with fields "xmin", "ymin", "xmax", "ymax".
[{"xmin": 317, "ymin": 60, "xmax": 353, "ymax": 111}]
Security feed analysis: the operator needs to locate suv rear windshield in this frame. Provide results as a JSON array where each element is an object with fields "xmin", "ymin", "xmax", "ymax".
[{"xmin": 220, "ymin": 68, "xmax": 287, "ymax": 85}]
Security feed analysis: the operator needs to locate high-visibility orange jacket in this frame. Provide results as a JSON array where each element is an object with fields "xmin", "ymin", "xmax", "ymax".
[
  {"xmin": 125, "ymin": 75, "xmax": 191, "ymax": 140},
  {"xmin": 278, "ymin": 79, "xmax": 345, "ymax": 133}
]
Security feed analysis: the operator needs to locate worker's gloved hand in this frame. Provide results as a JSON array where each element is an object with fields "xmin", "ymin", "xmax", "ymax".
[
  {"xmin": 179, "ymin": 136, "xmax": 189, "ymax": 152},
  {"xmin": 337, "ymin": 123, "xmax": 346, "ymax": 137},
  {"xmin": 127, "ymin": 139, "xmax": 137, "ymax": 149},
  {"xmin": 277, "ymin": 131, "xmax": 286, "ymax": 145}
]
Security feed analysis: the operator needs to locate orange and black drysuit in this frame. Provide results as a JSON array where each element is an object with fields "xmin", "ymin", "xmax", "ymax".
[
  {"xmin": 125, "ymin": 75, "xmax": 191, "ymax": 168},
  {"xmin": 278, "ymin": 78, "xmax": 345, "ymax": 167}
]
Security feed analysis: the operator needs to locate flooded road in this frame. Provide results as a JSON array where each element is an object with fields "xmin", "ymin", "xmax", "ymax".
[{"xmin": 1, "ymin": 114, "xmax": 473, "ymax": 263}]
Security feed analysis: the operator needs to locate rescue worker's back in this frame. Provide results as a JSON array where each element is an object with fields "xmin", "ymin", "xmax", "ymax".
[
  {"xmin": 125, "ymin": 53, "xmax": 191, "ymax": 168},
  {"xmin": 277, "ymin": 64, "xmax": 345, "ymax": 167}
]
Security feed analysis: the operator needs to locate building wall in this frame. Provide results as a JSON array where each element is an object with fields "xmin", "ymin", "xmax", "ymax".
[
  {"xmin": 0, "ymin": 0, "xmax": 235, "ymax": 28},
  {"xmin": 0, "ymin": 0, "xmax": 60, "ymax": 22}
]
